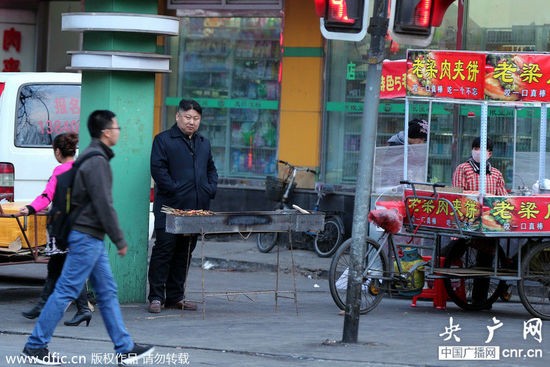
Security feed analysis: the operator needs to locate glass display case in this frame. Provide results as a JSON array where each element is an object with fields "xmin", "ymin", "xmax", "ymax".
[
  {"xmin": 380, "ymin": 102, "xmax": 545, "ymax": 191},
  {"xmin": 179, "ymin": 17, "xmax": 281, "ymax": 177},
  {"xmin": 334, "ymin": 94, "xmax": 543, "ymax": 191}
]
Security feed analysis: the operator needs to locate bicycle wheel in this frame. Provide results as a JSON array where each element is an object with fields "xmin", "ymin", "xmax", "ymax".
[
  {"xmin": 443, "ymin": 238, "xmax": 507, "ymax": 311},
  {"xmin": 256, "ymin": 232, "xmax": 278, "ymax": 253},
  {"xmin": 518, "ymin": 241, "xmax": 550, "ymax": 320},
  {"xmin": 314, "ymin": 216, "xmax": 344, "ymax": 258},
  {"xmin": 328, "ymin": 237, "xmax": 388, "ymax": 314}
]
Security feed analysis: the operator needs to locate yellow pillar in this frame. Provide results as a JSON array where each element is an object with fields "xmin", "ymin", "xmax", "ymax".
[{"xmin": 279, "ymin": 2, "xmax": 324, "ymax": 168}]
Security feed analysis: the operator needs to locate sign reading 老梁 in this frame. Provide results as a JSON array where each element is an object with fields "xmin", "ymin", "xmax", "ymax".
[{"xmin": 407, "ymin": 50, "xmax": 550, "ymax": 103}]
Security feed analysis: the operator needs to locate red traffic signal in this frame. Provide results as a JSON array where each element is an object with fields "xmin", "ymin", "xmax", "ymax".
[
  {"xmin": 389, "ymin": 0, "xmax": 455, "ymax": 46},
  {"xmin": 315, "ymin": 0, "xmax": 369, "ymax": 42}
]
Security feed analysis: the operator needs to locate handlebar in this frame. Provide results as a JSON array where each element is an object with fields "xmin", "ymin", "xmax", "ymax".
[
  {"xmin": 399, "ymin": 180, "xmax": 464, "ymax": 236},
  {"xmin": 278, "ymin": 160, "xmax": 317, "ymax": 175},
  {"xmin": 400, "ymin": 180, "xmax": 445, "ymax": 198},
  {"xmin": 400, "ymin": 180, "xmax": 445, "ymax": 188}
]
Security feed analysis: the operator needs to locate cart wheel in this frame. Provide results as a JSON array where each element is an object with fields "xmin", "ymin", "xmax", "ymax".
[
  {"xmin": 443, "ymin": 238, "xmax": 507, "ymax": 311},
  {"xmin": 328, "ymin": 237, "xmax": 388, "ymax": 314},
  {"xmin": 518, "ymin": 241, "xmax": 550, "ymax": 320},
  {"xmin": 256, "ymin": 232, "xmax": 278, "ymax": 253},
  {"xmin": 314, "ymin": 216, "xmax": 344, "ymax": 258}
]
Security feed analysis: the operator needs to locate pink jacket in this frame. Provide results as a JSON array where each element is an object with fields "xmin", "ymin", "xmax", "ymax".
[{"xmin": 29, "ymin": 161, "xmax": 74, "ymax": 212}]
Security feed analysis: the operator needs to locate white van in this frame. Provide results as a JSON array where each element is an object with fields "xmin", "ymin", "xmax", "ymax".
[
  {"xmin": 0, "ymin": 72, "xmax": 81, "ymax": 202},
  {"xmin": 0, "ymin": 72, "xmax": 155, "ymax": 242}
]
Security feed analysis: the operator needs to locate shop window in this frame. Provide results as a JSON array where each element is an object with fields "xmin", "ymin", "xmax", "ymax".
[
  {"xmin": 168, "ymin": 0, "xmax": 283, "ymax": 10},
  {"xmin": 177, "ymin": 17, "xmax": 282, "ymax": 178},
  {"xmin": 323, "ymin": 0, "xmax": 550, "ymax": 187}
]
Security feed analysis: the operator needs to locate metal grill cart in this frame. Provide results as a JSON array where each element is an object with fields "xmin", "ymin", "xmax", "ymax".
[
  {"xmin": 0, "ymin": 201, "xmax": 48, "ymax": 265},
  {"xmin": 166, "ymin": 210, "xmax": 325, "ymax": 315},
  {"xmin": 398, "ymin": 49, "xmax": 550, "ymax": 319}
]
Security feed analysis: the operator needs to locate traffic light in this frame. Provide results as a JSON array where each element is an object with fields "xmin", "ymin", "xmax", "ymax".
[
  {"xmin": 389, "ymin": 0, "xmax": 456, "ymax": 47},
  {"xmin": 314, "ymin": 0, "xmax": 370, "ymax": 42}
]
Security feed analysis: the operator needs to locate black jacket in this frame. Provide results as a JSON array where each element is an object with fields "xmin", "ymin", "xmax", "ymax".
[
  {"xmin": 151, "ymin": 124, "xmax": 218, "ymax": 229},
  {"xmin": 71, "ymin": 139, "xmax": 128, "ymax": 250}
]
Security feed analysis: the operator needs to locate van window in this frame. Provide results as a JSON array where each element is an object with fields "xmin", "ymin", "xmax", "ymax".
[{"xmin": 15, "ymin": 84, "xmax": 81, "ymax": 147}]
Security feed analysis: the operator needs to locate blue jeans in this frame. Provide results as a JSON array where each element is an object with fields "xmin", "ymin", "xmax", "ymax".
[{"xmin": 26, "ymin": 230, "xmax": 133, "ymax": 353}]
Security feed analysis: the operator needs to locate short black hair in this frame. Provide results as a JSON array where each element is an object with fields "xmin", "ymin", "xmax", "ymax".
[
  {"xmin": 472, "ymin": 137, "xmax": 494, "ymax": 151},
  {"xmin": 88, "ymin": 110, "xmax": 116, "ymax": 138},
  {"xmin": 408, "ymin": 119, "xmax": 429, "ymax": 140},
  {"xmin": 178, "ymin": 99, "xmax": 202, "ymax": 115}
]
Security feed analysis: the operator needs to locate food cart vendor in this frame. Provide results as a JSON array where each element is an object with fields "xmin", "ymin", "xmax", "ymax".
[
  {"xmin": 452, "ymin": 137, "xmax": 507, "ymax": 196},
  {"xmin": 450, "ymin": 136, "xmax": 506, "ymax": 308}
]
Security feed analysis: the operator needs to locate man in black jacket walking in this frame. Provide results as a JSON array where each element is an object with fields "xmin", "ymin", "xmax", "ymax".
[
  {"xmin": 148, "ymin": 99, "xmax": 218, "ymax": 313},
  {"xmin": 22, "ymin": 110, "xmax": 154, "ymax": 365}
]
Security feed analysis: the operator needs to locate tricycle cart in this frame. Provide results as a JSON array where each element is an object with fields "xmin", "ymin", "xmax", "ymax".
[
  {"xmin": 402, "ymin": 179, "xmax": 550, "ymax": 320},
  {"xmin": 330, "ymin": 49, "xmax": 550, "ymax": 320},
  {"xmin": 0, "ymin": 201, "xmax": 48, "ymax": 265}
]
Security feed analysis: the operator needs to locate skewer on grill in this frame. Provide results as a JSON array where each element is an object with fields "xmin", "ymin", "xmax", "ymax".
[{"xmin": 161, "ymin": 206, "xmax": 214, "ymax": 216}]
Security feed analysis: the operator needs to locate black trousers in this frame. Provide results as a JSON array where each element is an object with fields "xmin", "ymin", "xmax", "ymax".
[{"xmin": 148, "ymin": 229, "xmax": 197, "ymax": 304}]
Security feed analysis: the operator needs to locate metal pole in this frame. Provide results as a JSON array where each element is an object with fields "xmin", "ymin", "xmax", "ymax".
[
  {"xmin": 480, "ymin": 101, "xmax": 488, "ymax": 196},
  {"xmin": 539, "ymin": 104, "xmax": 547, "ymax": 188},
  {"xmin": 404, "ymin": 99, "xmax": 410, "ymax": 180},
  {"xmin": 342, "ymin": 0, "xmax": 388, "ymax": 343}
]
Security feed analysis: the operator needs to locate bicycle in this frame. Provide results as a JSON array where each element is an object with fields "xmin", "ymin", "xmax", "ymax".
[
  {"xmin": 328, "ymin": 180, "xmax": 550, "ymax": 320},
  {"xmin": 329, "ymin": 214, "xmax": 437, "ymax": 314},
  {"xmin": 257, "ymin": 160, "xmax": 345, "ymax": 257}
]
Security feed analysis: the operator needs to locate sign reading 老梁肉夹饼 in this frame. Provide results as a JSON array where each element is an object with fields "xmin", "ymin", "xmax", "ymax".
[
  {"xmin": 404, "ymin": 189, "xmax": 550, "ymax": 233},
  {"xmin": 406, "ymin": 50, "xmax": 550, "ymax": 103},
  {"xmin": 406, "ymin": 51, "xmax": 485, "ymax": 100}
]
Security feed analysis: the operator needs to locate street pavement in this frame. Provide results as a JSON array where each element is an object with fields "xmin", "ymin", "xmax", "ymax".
[{"xmin": 0, "ymin": 236, "xmax": 548, "ymax": 367}]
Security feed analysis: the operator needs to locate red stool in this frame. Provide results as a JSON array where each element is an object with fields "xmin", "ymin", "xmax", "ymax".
[{"xmin": 411, "ymin": 256, "xmax": 448, "ymax": 310}]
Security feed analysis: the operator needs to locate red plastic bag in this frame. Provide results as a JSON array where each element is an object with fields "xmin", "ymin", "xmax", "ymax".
[{"xmin": 368, "ymin": 209, "xmax": 403, "ymax": 234}]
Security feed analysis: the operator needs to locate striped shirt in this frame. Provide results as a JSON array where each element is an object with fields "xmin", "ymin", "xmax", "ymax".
[{"xmin": 452, "ymin": 162, "xmax": 507, "ymax": 196}]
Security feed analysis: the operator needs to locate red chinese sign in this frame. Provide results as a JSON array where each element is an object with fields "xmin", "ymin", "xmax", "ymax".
[
  {"xmin": 37, "ymin": 96, "xmax": 81, "ymax": 136},
  {"xmin": 404, "ymin": 189, "xmax": 550, "ymax": 233},
  {"xmin": 381, "ymin": 60, "xmax": 407, "ymax": 99},
  {"xmin": 1, "ymin": 27, "xmax": 21, "ymax": 72},
  {"xmin": 3, "ymin": 27, "xmax": 21, "ymax": 52},
  {"xmin": 407, "ymin": 50, "xmax": 550, "ymax": 103},
  {"xmin": 485, "ymin": 53, "xmax": 550, "ymax": 102},
  {"xmin": 406, "ymin": 51, "xmax": 485, "ymax": 100},
  {"xmin": 3, "ymin": 57, "xmax": 20, "ymax": 72}
]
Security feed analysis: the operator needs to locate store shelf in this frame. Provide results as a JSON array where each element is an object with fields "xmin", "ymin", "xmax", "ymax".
[{"xmin": 180, "ymin": 17, "xmax": 281, "ymax": 178}]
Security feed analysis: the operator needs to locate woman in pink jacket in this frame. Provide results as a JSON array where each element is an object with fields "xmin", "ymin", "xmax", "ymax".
[{"xmin": 20, "ymin": 133, "xmax": 92, "ymax": 327}]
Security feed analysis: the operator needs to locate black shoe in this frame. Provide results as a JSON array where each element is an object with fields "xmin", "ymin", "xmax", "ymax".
[
  {"xmin": 64, "ymin": 310, "xmax": 92, "ymax": 327},
  {"xmin": 21, "ymin": 346, "xmax": 61, "ymax": 365},
  {"xmin": 22, "ymin": 304, "xmax": 43, "ymax": 320},
  {"xmin": 118, "ymin": 344, "xmax": 155, "ymax": 366}
]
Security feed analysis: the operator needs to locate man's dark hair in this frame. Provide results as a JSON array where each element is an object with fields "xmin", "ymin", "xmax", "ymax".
[
  {"xmin": 88, "ymin": 110, "xmax": 116, "ymax": 138},
  {"xmin": 178, "ymin": 99, "xmax": 202, "ymax": 115},
  {"xmin": 472, "ymin": 137, "xmax": 494, "ymax": 152}
]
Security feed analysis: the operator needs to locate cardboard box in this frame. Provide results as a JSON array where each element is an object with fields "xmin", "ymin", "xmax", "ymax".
[
  {"xmin": 0, "ymin": 202, "xmax": 47, "ymax": 248},
  {"xmin": 277, "ymin": 162, "xmax": 316, "ymax": 189}
]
